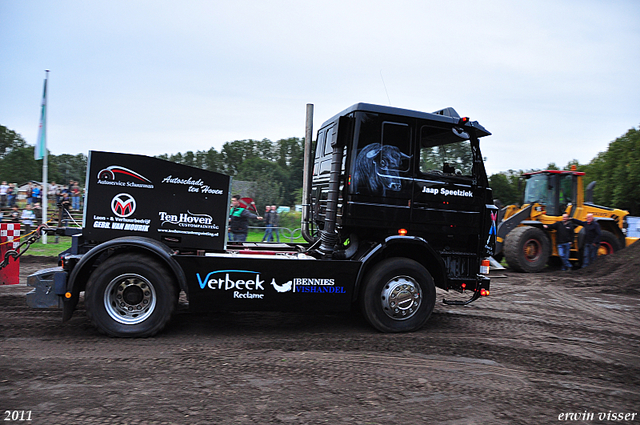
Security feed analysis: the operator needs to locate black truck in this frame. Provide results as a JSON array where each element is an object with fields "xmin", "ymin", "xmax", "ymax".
[{"xmin": 26, "ymin": 102, "xmax": 497, "ymax": 337}]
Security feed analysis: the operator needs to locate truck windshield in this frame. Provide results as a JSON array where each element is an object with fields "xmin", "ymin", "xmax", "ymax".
[{"xmin": 524, "ymin": 174, "xmax": 552, "ymax": 207}]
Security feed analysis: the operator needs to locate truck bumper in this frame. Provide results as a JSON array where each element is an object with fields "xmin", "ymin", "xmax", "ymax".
[
  {"xmin": 442, "ymin": 274, "xmax": 490, "ymax": 306},
  {"xmin": 26, "ymin": 267, "xmax": 67, "ymax": 309}
]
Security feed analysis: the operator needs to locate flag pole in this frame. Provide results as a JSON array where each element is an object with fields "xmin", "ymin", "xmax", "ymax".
[
  {"xmin": 36, "ymin": 70, "xmax": 49, "ymax": 244},
  {"xmin": 42, "ymin": 129, "xmax": 48, "ymax": 245}
]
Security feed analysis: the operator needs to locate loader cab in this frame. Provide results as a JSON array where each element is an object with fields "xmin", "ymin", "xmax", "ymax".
[{"xmin": 523, "ymin": 170, "xmax": 581, "ymax": 216}]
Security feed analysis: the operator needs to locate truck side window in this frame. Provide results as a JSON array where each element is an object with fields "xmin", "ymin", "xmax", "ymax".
[
  {"xmin": 315, "ymin": 129, "xmax": 326, "ymax": 159},
  {"xmin": 324, "ymin": 127, "xmax": 335, "ymax": 156},
  {"xmin": 419, "ymin": 126, "xmax": 473, "ymax": 177}
]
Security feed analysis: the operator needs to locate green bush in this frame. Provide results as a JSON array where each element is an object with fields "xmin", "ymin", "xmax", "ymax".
[{"xmin": 277, "ymin": 211, "xmax": 301, "ymax": 231}]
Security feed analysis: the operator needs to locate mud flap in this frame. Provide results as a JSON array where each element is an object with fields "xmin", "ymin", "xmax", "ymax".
[{"xmin": 26, "ymin": 267, "xmax": 67, "ymax": 309}]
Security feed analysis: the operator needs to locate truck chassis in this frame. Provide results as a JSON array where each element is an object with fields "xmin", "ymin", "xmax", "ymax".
[{"xmin": 26, "ymin": 102, "xmax": 495, "ymax": 337}]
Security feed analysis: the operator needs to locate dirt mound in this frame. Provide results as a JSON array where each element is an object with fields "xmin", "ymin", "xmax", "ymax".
[{"xmin": 562, "ymin": 240, "xmax": 640, "ymax": 294}]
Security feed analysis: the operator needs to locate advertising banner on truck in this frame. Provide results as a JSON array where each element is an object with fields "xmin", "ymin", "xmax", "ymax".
[{"xmin": 84, "ymin": 151, "xmax": 231, "ymax": 250}]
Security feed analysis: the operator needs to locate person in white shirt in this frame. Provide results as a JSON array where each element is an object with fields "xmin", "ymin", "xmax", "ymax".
[
  {"xmin": 0, "ymin": 181, "xmax": 8, "ymax": 208},
  {"xmin": 21, "ymin": 204, "xmax": 36, "ymax": 234}
]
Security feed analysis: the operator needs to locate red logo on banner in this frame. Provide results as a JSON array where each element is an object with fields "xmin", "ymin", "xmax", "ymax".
[{"xmin": 111, "ymin": 193, "xmax": 136, "ymax": 218}]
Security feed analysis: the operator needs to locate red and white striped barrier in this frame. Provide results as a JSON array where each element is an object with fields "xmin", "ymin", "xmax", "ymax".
[{"xmin": 0, "ymin": 223, "xmax": 21, "ymax": 285}]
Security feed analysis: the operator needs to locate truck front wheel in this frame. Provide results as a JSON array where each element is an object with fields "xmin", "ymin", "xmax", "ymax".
[
  {"xmin": 85, "ymin": 253, "xmax": 178, "ymax": 337},
  {"xmin": 360, "ymin": 258, "xmax": 436, "ymax": 333}
]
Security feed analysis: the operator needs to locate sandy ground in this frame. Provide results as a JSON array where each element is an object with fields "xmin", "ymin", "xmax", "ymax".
[{"xmin": 1, "ymin": 253, "xmax": 639, "ymax": 425}]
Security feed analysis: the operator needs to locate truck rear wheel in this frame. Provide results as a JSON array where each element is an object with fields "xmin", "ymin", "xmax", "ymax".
[
  {"xmin": 85, "ymin": 253, "xmax": 178, "ymax": 337},
  {"xmin": 360, "ymin": 258, "xmax": 436, "ymax": 333},
  {"xmin": 504, "ymin": 226, "xmax": 550, "ymax": 273}
]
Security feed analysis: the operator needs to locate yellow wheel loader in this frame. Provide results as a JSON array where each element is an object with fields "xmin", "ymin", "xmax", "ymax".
[{"xmin": 494, "ymin": 166, "xmax": 638, "ymax": 272}]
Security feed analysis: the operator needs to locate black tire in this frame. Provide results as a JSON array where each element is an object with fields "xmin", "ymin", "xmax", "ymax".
[
  {"xmin": 597, "ymin": 230, "xmax": 621, "ymax": 256},
  {"xmin": 85, "ymin": 253, "xmax": 178, "ymax": 337},
  {"xmin": 360, "ymin": 258, "xmax": 436, "ymax": 333},
  {"xmin": 504, "ymin": 226, "xmax": 551, "ymax": 273},
  {"xmin": 577, "ymin": 229, "xmax": 621, "ymax": 267}
]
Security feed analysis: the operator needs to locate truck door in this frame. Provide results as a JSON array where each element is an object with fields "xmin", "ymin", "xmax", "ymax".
[{"xmin": 411, "ymin": 125, "xmax": 481, "ymax": 251}]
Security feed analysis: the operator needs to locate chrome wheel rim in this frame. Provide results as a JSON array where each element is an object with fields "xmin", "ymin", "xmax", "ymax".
[
  {"xmin": 104, "ymin": 273, "xmax": 156, "ymax": 325},
  {"xmin": 380, "ymin": 275, "xmax": 422, "ymax": 320}
]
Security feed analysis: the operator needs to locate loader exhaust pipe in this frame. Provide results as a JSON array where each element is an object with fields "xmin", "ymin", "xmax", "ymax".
[{"xmin": 585, "ymin": 181, "xmax": 596, "ymax": 204}]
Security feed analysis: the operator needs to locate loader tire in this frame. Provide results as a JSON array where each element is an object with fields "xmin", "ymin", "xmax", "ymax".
[
  {"xmin": 597, "ymin": 230, "xmax": 621, "ymax": 256},
  {"xmin": 504, "ymin": 226, "xmax": 551, "ymax": 273}
]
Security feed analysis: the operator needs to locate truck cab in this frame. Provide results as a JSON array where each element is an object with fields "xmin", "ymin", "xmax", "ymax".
[{"xmin": 305, "ymin": 103, "xmax": 496, "ymax": 295}]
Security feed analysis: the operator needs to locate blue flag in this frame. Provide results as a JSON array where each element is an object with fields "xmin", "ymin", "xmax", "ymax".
[{"xmin": 35, "ymin": 71, "xmax": 48, "ymax": 160}]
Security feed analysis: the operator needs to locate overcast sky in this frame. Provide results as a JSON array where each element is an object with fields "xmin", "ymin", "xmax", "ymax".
[{"xmin": 1, "ymin": 0, "xmax": 638, "ymax": 175}]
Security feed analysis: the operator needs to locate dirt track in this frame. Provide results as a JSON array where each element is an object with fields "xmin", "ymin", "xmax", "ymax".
[{"xmin": 1, "ymin": 253, "xmax": 639, "ymax": 425}]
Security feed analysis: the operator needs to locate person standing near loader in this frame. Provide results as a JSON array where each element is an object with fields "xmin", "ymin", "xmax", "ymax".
[
  {"xmin": 543, "ymin": 213, "xmax": 576, "ymax": 271},
  {"xmin": 572, "ymin": 213, "xmax": 601, "ymax": 268}
]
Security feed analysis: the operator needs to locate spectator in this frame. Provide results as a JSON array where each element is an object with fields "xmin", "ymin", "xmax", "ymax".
[
  {"xmin": 0, "ymin": 181, "xmax": 8, "ymax": 207},
  {"xmin": 25, "ymin": 182, "xmax": 33, "ymax": 205},
  {"xmin": 228, "ymin": 195, "xmax": 262, "ymax": 242},
  {"xmin": 50, "ymin": 181, "xmax": 60, "ymax": 205},
  {"xmin": 21, "ymin": 204, "xmax": 36, "ymax": 234},
  {"xmin": 60, "ymin": 181, "xmax": 71, "ymax": 202},
  {"xmin": 270, "ymin": 205, "xmax": 280, "ymax": 242},
  {"xmin": 6, "ymin": 183, "xmax": 16, "ymax": 207},
  {"xmin": 58, "ymin": 192, "xmax": 72, "ymax": 226},
  {"xmin": 71, "ymin": 180, "xmax": 81, "ymax": 211},
  {"xmin": 262, "ymin": 206, "xmax": 274, "ymax": 242},
  {"xmin": 33, "ymin": 202, "xmax": 43, "ymax": 224},
  {"xmin": 10, "ymin": 205, "xmax": 20, "ymax": 223},
  {"xmin": 31, "ymin": 184, "xmax": 42, "ymax": 206}
]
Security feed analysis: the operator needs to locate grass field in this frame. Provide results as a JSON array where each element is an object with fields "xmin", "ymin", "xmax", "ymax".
[
  {"xmin": 19, "ymin": 229, "xmax": 305, "ymax": 257},
  {"xmin": 22, "ymin": 238, "xmax": 72, "ymax": 257},
  {"xmin": 245, "ymin": 229, "xmax": 305, "ymax": 243}
]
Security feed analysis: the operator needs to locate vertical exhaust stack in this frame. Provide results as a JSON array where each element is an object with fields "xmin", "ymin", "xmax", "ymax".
[
  {"xmin": 301, "ymin": 104, "xmax": 314, "ymax": 242},
  {"xmin": 319, "ymin": 125, "xmax": 344, "ymax": 255}
]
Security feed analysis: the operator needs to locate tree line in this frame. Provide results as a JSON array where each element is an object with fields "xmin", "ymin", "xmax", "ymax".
[
  {"xmin": 0, "ymin": 125, "xmax": 87, "ymax": 188},
  {"xmin": 2, "ymin": 122, "xmax": 639, "ymax": 215},
  {"xmin": 0, "ymin": 124, "xmax": 303, "ymax": 208},
  {"xmin": 155, "ymin": 137, "xmax": 304, "ymax": 209},
  {"xmin": 489, "ymin": 125, "xmax": 640, "ymax": 215}
]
